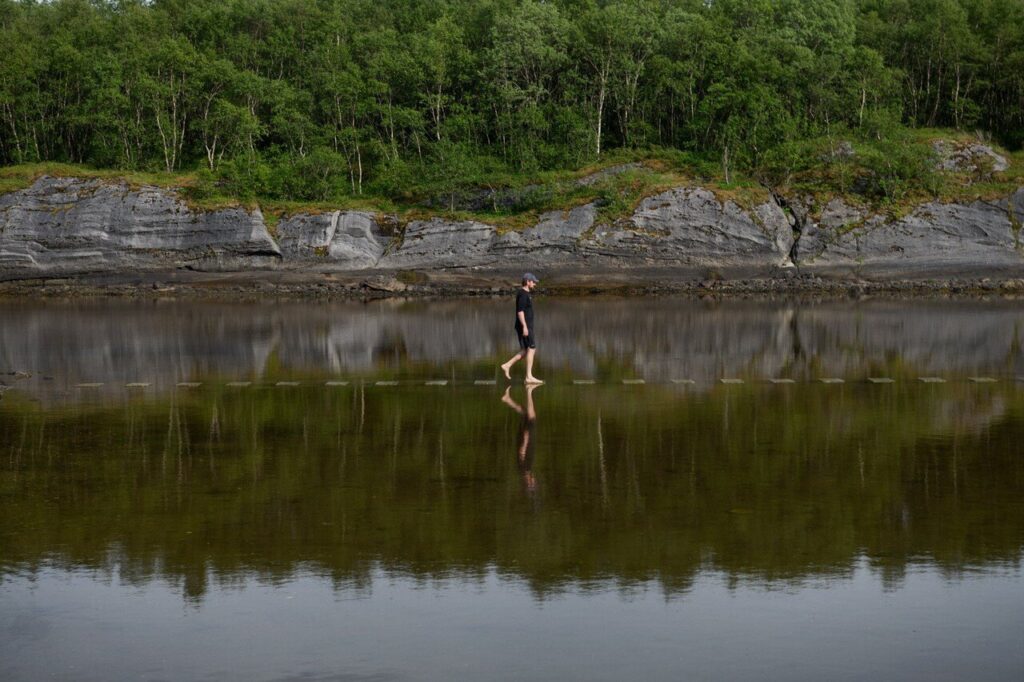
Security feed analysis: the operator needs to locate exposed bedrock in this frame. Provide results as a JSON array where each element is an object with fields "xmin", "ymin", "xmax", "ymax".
[
  {"xmin": 276, "ymin": 210, "xmax": 386, "ymax": 267},
  {"xmin": 794, "ymin": 190, "xmax": 1024, "ymax": 277},
  {"xmin": 0, "ymin": 176, "xmax": 279, "ymax": 275},
  {"xmin": 1, "ymin": 175, "xmax": 1023, "ymax": 280}
]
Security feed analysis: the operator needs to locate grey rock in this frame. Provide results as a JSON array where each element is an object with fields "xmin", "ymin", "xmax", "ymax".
[
  {"xmin": 933, "ymin": 140, "xmax": 1009, "ymax": 174},
  {"xmin": 582, "ymin": 188, "xmax": 793, "ymax": 268},
  {"xmin": 3, "ymin": 175, "xmax": 1024, "ymax": 281},
  {"xmin": 330, "ymin": 212, "xmax": 388, "ymax": 266},
  {"xmin": 797, "ymin": 192, "xmax": 1024, "ymax": 276},
  {"xmin": 276, "ymin": 212, "xmax": 336, "ymax": 256},
  {"xmin": 276, "ymin": 210, "xmax": 387, "ymax": 267},
  {"xmin": 574, "ymin": 162, "xmax": 645, "ymax": 187},
  {"xmin": 835, "ymin": 141, "xmax": 855, "ymax": 159},
  {"xmin": 795, "ymin": 198, "xmax": 869, "ymax": 261},
  {"xmin": 379, "ymin": 218, "xmax": 497, "ymax": 269},
  {"xmin": 492, "ymin": 204, "xmax": 596, "ymax": 258},
  {"xmin": 820, "ymin": 140, "xmax": 856, "ymax": 162},
  {"xmin": 0, "ymin": 176, "xmax": 279, "ymax": 277},
  {"xmin": 361, "ymin": 275, "xmax": 407, "ymax": 293}
]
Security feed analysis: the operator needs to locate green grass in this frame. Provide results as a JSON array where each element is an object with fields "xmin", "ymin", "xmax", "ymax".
[
  {"xmin": 0, "ymin": 162, "xmax": 197, "ymax": 195},
  {"xmin": 1, "ymin": 132, "xmax": 1020, "ymax": 229}
]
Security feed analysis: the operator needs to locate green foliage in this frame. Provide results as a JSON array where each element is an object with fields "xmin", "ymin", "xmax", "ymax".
[
  {"xmin": 857, "ymin": 135, "xmax": 943, "ymax": 202},
  {"xmin": 0, "ymin": 0, "xmax": 1021, "ymax": 206}
]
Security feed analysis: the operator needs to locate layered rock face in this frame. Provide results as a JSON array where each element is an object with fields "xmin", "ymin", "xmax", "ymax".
[
  {"xmin": 0, "ymin": 176, "xmax": 280, "ymax": 274},
  {"xmin": 793, "ymin": 190, "xmax": 1024, "ymax": 277},
  {"xmin": 1, "ymin": 174, "xmax": 1022, "ymax": 281},
  {"xmin": 220, "ymin": 187, "xmax": 795, "ymax": 272},
  {"xmin": 276, "ymin": 210, "xmax": 386, "ymax": 266}
]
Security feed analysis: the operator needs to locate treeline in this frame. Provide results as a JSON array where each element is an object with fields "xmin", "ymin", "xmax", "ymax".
[{"xmin": 1, "ymin": 0, "xmax": 1022, "ymax": 201}]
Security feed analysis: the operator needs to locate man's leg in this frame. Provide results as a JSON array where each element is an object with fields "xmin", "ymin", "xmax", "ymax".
[
  {"xmin": 524, "ymin": 348, "xmax": 542, "ymax": 384},
  {"xmin": 501, "ymin": 350, "xmax": 525, "ymax": 380}
]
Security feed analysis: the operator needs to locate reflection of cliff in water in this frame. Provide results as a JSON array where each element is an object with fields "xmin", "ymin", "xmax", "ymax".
[
  {"xmin": 1, "ymin": 300, "xmax": 1023, "ymax": 401},
  {"xmin": 1, "ymin": 382, "xmax": 1021, "ymax": 602}
]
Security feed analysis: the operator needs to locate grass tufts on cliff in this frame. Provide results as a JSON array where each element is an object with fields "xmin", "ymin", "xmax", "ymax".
[{"xmin": 1, "ymin": 133, "xmax": 1020, "ymax": 229}]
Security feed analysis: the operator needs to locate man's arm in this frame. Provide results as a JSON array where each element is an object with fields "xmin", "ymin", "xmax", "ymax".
[{"xmin": 517, "ymin": 310, "xmax": 528, "ymax": 336}]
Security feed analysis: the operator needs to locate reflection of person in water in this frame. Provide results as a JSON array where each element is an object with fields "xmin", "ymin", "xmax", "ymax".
[{"xmin": 501, "ymin": 385, "xmax": 538, "ymax": 495}]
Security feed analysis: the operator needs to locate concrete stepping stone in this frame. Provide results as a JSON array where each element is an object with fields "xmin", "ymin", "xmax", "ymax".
[
  {"xmin": 622, "ymin": 379, "xmax": 646, "ymax": 385},
  {"xmin": 275, "ymin": 381, "xmax": 300, "ymax": 387},
  {"xmin": 720, "ymin": 378, "xmax": 744, "ymax": 385},
  {"xmin": 325, "ymin": 381, "xmax": 349, "ymax": 386},
  {"xmin": 126, "ymin": 383, "xmax": 150, "ymax": 388},
  {"xmin": 671, "ymin": 379, "xmax": 695, "ymax": 385},
  {"xmin": 226, "ymin": 381, "xmax": 251, "ymax": 387},
  {"xmin": 177, "ymin": 382, "xmax": 201, "ymax": 388},
  {"xmin": 769, "ymin": 378, "xmax": 796, "ymax": 384},
  {"xmin": 573, "ymin": 379, "xmax": 596, "ymax": 385},
  {"xmin": 919, "ymin": 377, "xmax": 946, "ymax": 383},
  {"xmin": 968, "ymin": 377, "xmax": 997, "ymax": 383},
  {"xmin": 819, "ymin": 378, "xmax": 845, "ymax": 384},
  {"xmin": 474, "ymin": 380, "xmax": 497, "ymax": 386},
  {"xmin": 375, "ymin": 381, "xmax": 399, "ymax": 387},
  {"xmin": 867, "ymin": 378, "xmax": 895, "ymax": 384},
  {"xmin": 425, "ymin": 380, "xmax": 448, "ymax": 386},
  {"xmin": 75, "ymin": 383, "xmax": 104, "ymax": 388}
]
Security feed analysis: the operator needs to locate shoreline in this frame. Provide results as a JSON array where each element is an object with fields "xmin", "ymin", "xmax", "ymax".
[{"xmin": 3, "ymin": 268, "xmax": 1023, "ymax": 301}]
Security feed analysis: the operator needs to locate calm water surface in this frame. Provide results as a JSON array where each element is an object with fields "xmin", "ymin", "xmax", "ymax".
[{"xmin": 1, "ymin": 298, "xmax": 1022, "ymax": 681}]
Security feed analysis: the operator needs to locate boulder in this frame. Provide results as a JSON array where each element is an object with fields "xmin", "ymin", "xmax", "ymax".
[{"xmin": 933, "ymin": 140, "xmax": 1010, "ymax": 175}]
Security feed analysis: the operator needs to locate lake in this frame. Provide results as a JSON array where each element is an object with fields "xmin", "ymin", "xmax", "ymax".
[{"xmin": 1, "ymin": 297, "xmax": 1022, "ymax": 681}]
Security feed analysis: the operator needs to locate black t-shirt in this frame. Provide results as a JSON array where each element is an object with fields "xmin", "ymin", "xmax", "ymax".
[{"xmin": 515, "ymin": 288, "xmax": 534, "ymax": 330}]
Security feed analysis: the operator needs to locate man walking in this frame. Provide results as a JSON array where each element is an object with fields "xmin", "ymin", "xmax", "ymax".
[{"xmin": 501, "ymin": 273, "xmax": 543, "ymax": 384}]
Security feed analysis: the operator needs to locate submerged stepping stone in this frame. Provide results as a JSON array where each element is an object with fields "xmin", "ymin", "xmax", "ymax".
[
  {"xmin": 226, "ymin": 381, "xmax": 251, "ymax": 387},
  {"xmin": 919, "ymin": 377, "xmax": 947, "ymax": 383},
  {"xmin": 968, "ymin": 377, "xmax": 997, "ymax": 383},
  {"xmin": 177, "ymin": 382, "xmax": 201, "ymax": 388},
  {"xmin": 375, "ymin": 381, "xmax": 399, "ymax": 387},
  {"xmin": 275, "ymin": 381, "xmax": 300, "ymax": 387},
  {"xmin": 819, "ymin": 378, "xmax": 845, "ymax": 384},
  {"xmin": 622, "ymin": 379, "xmax": 646, "ymax": 385},
  {"xmin": 867, "ymin": 377, "xmax": 895, "ymax": 384},
  {"xmin": 769, "ymin": 378, "xmax": 796, "ymax": 384},
  {"xmin": 126, "ymin": 383, "xmax": 150, "ymax": 388},
  {"xmin": 75, "ymin": 383, "xmax": 104, "ymax": 388},
  {"xmin": 325, "ymin": 381, "xmax": 349, "ymax": 386},
  {"xmin": 474, "ymin": 380, "xmax": 497, "ymax": 386},
  {"xmin": 720, "ymin": 378, "xmax": 744, "ymax": 385},
  {"xmin": 425, "ymin": 380, "xmax": 448, "ymax": 386},
  {"xmin": 671, "ymin": 379, "xmax": 696, "ymax": 385},
  {"xmin": 573, "ymin": 379, "xmax": 596, "ymax": 385}
]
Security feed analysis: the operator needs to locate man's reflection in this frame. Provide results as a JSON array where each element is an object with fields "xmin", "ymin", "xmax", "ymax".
[{"xmin": 501, "ymin": 385, "xmax": 538, "ymax": 495}]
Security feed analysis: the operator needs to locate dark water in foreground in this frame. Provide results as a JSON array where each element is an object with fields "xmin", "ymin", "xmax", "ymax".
[{"xmin": 1, "ymin": 298, "xmax": 1022, "ymax": 681}]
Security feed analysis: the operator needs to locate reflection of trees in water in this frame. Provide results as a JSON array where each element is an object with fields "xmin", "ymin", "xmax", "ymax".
[{"xmin": 0, "ymin": 382, "xmax": 1022, "ymax": 602}]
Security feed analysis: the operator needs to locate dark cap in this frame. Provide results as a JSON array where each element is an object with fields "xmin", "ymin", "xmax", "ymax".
[{"xmin": 522, "ymin": 272, "xmax": 540, "ymax": 283}]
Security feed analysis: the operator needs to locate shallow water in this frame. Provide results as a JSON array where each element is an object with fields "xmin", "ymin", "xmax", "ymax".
[{"xmin": 1, "ymin": 298, "xmax": 1022, "ymax": 681}]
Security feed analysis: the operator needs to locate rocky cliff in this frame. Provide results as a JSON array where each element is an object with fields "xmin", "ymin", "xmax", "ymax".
[{"xmin": 1, "ymin": 173, "xmax": 1022, "ymax": 284}]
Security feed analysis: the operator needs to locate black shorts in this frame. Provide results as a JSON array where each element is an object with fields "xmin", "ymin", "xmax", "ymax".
[{"xmin": 517, "ymin": 329, "xmax": 536, "ymax": 350}]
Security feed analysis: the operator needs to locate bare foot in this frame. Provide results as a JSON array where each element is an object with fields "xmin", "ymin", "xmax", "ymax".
[
  {"xmin": 500, "ymin": 363, "xmax": 512, "ymax": 380},
  {"xmin": 525, "ymin": 377, "xmax": 544, "ymax": 384}
]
